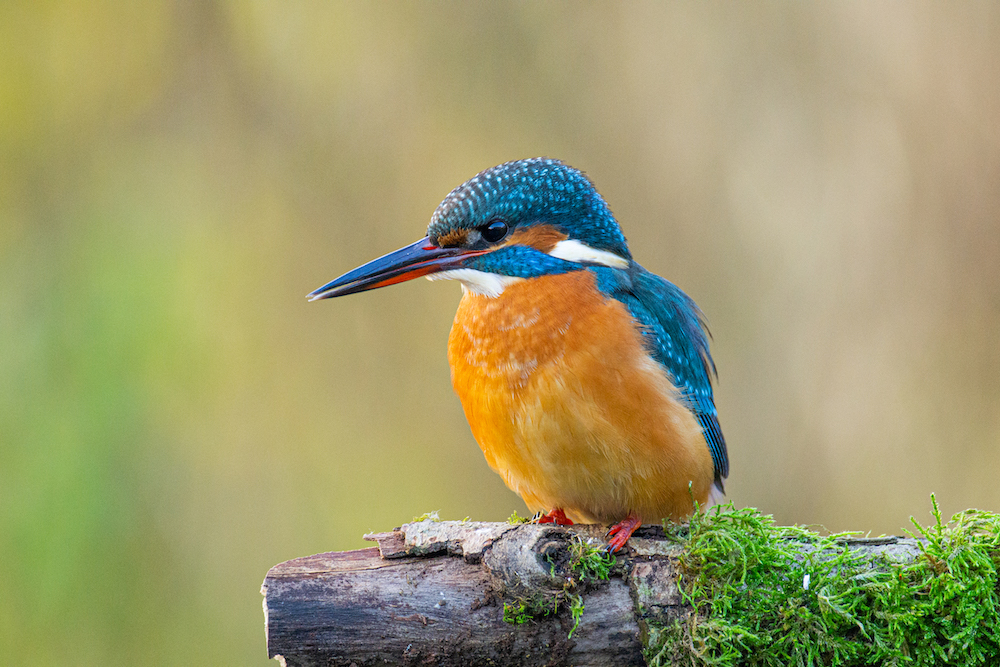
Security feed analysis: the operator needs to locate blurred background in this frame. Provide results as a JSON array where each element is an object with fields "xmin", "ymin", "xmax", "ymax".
[{"xmin": 2, "ymin": 1, "xmax": 998, "ymax": 663}]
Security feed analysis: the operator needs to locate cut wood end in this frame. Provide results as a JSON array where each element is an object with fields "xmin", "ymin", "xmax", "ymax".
[{"xmin": 364, "ymin": 530, "xmax": 409, "ymax": 558}]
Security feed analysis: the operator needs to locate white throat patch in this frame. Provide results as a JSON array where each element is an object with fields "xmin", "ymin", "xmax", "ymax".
[
  {"xmin": 427, "ymin": 269, "xmax": 523, "ymax": 298},
  {"xmin": 548, "ymin": 239, "xmax": 629, "ymax": 269}
]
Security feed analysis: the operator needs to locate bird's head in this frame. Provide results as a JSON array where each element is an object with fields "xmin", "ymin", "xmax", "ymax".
[{"xmin": 308, "ymin": 158, "xmax": 633, "ymax": 300}]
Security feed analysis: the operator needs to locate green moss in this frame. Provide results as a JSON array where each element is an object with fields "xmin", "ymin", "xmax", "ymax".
[
  {"xmin": 567, "ymin": 535, "xmax": 616, "ymax": 583},
  {"xmin": 645, "ymin": 621, "xmax": 689, "ymax": 667},
  {"xmin": 503, "ymin": 597, "xmax": 556, "ymax": 625},
  {"xmin": 410, "ymin": 511, "xmax": 441, "ymax": 522},
  {"xmin": 645, "ymin": 497, "xmax": 1000, "ymax": 666},
  {"xmin": 563, "ymin": 536, "xmax": 616, "ymax": 637},
  {"xmin": 567, "ymin": 592, "xmax": 585, "ymax": 638},
  {"xmin": 501, "ymin": 534, "xmax": 615, "ymax": 637},
  {"xmin": 507, "ymin": 510, "xmax": 532, "ymax": 525}
]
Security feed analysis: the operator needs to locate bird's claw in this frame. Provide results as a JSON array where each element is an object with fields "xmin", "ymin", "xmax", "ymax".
[
  {"xmin": 535, "ymin": 508, "xmax": 574, "ymax": 525},
  {"xmin": 603, "ymin": 514, "xmax": 642, "ymax": 553}
]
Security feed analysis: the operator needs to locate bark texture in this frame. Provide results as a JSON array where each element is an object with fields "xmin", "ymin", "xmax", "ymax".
[{"xmin": 261, "ymin": 521, "xmax": 921, "ymax": 666}]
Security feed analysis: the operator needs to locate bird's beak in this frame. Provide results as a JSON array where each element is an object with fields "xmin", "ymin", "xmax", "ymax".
[{"xmin": 308, "ymin": 236, "xmax": 485, "ymax": 300}]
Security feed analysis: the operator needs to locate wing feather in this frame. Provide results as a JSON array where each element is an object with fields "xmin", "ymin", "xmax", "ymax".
[{"xmin": 590, "ymin": 265, "xmax": 729, "ymax": 488}]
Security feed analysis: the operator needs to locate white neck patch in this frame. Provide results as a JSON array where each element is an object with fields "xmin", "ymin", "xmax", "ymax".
[
  {"xmin": 548, "ymin": 239, "xmax": 630, "ymax": 269},
  {"xmin": 427, "ymin": 268, "xmax": 523, "ymax": 298}
]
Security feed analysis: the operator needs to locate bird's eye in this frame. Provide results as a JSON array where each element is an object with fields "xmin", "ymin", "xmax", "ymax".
[{"xmin": 481, "ymin": 219, "xmax": 509, "ymax": 243}]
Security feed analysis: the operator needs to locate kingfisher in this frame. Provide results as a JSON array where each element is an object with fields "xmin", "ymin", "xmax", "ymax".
[{"xmin": 309, "ymin": 158, "xmax": 728, "ymax": 552}]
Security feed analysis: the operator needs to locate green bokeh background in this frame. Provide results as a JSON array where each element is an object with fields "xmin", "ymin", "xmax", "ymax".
[{"xmin": 2, "ymin": 2, "xmax": 998, "ymax": 664}]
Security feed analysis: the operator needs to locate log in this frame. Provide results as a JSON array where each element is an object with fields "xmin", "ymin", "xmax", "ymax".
[{"xmin": 261, "ymin": 519, "xmax": 925, "ymax": 666}]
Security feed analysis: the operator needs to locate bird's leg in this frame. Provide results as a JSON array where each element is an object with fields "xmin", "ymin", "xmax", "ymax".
[
  {"xmin": 604, "ymin": 513, "xmax": 642, "ymax": 553},
  {"xmin": 535, "ymin": 508, "xmax": 574, "ymax": 525}
]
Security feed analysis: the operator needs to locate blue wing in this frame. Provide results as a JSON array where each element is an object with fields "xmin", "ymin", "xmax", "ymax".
[{"xmin": 590, "ymin": 264, "xmax": 729, "ymax": 490}]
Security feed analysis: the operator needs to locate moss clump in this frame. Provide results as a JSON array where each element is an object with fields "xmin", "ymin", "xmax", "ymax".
[
  {"xmin": 646, "ymin": 497, "xmax": 1000, "ymax": 666},
  {"xmin": 566, "ymin": 592, "xmax": 586, "ymax": 638},
  {"xmin": 566, "ymin": 535, "xmax": 616, "ymax": 584},
  {"xmin": 563, "ymin": 536, "xmax": 615, "ymax": 638},
  {"xmin": 501, "ymin": 534, "xmax": 616, "ymax": 637},
  {"xmin": 503, "ymin": 596, "xmax": 556, "ymax": 625},
  {"xmin": 507, "ymin": 510, "xmax": 533, "ymax": 525}
]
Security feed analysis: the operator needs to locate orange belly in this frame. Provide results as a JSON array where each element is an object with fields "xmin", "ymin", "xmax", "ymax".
[{"xmin": 447, "ymin": 271, "xmax": 714, "ymax": 524}]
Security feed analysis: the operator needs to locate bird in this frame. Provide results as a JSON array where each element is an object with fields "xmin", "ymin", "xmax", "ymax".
[{"xmin": 308, "ymin": 158, "xmax": 728, "ymax": 552}]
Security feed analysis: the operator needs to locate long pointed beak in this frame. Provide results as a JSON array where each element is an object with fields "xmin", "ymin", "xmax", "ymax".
[{"xmin": 308, "ymin": 236, "xmax": 484, "ymax": 300}]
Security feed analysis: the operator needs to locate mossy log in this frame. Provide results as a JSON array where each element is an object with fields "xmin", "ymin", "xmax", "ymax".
[{"xmin": 261, "ymin": 518, "xmax": 926, "ymax": 666}]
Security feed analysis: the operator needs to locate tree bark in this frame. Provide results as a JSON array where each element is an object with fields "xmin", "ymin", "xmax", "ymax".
[{"xmin": 260, "ymin": 521, "xmax": 921, "ymax": 666}]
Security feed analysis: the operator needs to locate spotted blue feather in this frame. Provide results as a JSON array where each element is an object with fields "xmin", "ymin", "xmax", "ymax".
[{"xmin": 429, "ymin": 158, "xmax": 632, "ymax": 258}]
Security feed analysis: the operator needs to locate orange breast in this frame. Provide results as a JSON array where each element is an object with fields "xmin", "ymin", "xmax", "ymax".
[{"xmin": 447, "ymin": 270, "xmax": 715, "ymax": 524}]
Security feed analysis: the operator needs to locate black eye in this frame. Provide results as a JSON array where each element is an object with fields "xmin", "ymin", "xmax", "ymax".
[{"xmin": 481, "ymin": 219, "xmax": 509, "ymax": 243}]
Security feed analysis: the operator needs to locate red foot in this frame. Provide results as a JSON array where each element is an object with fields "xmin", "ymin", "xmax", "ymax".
[
  {"xmin": 536, "ymin": 508, "xmax": 574, "ymax": 526},
  {"xmin": 604, "ymin": 514, "xmax": 642, "ymax": 553}
]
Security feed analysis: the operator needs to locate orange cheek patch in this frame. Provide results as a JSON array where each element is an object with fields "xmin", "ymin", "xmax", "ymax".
[
  {"xmin": 506, "ymin": 225, "xmax": 568, "ymax": 253},
  {"xmin": 436, "ymin": 229, "xmax": 469, "ymax": 248}
]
